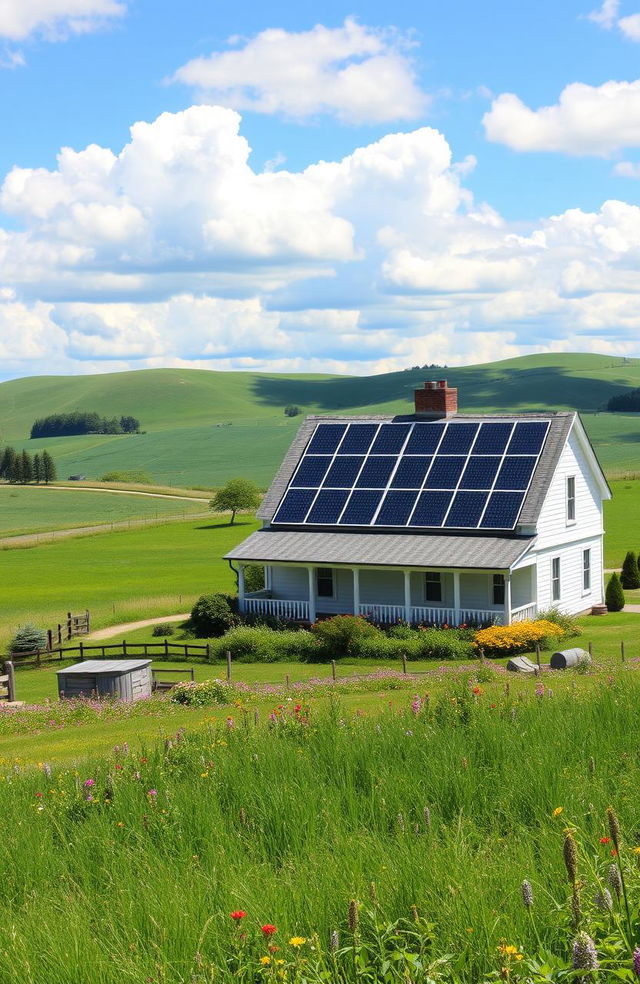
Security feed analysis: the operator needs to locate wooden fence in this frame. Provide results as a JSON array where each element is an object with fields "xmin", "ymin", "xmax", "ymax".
[
  {"xmin": 8, "ymin": 639, "xmax": 211, "ymax": 667},
  {"xmin": 0, "ymin": 661, "xmax": 15, "ymax": 702},
  {"xmin": 46, "ymin": 611, "xmax": 91, "ymax": 650}
]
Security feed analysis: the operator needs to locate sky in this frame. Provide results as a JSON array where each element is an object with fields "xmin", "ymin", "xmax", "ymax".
[{"xmin": 1, "ymin": 0, "xmax": 640, "ymax": 380}]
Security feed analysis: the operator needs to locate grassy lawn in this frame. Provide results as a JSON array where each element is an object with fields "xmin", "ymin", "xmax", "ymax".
[
  {"xmin": 0, "ymin": 484, "xmax": 206, "ymax": 537},
  {"xmin": 603, "ymin": 478, "xmax": 640, "ymax": 568}
]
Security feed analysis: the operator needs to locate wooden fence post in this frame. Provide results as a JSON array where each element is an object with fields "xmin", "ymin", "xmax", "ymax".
[
  {"xmin": 402, "ymin": 653, "xmax": 407, "ymax": 675},
  {"xmin": 226, "ymin": 651, "xmax": 232, "ymax": 682},
  {"xmin": 47, "ymin": 629, "xmax": 53, "ymax": 652},
  {"xmin": 588, "ymin": 641, "xmax": 593, "ymax": 658},
  {"xmin": 79, "ymin": 641, "xmax": 84, "ymax": 660},
  {"xmin": 86, "ymin": 610, "xmax": 90, "ymax": 634},
  {"xmin": 3, "ymin": 661, "xmax": 15, "ymax": 702},
  {"xmin": 621, "ymin": 640, "xmax": 625, "ymax": 662},
  {"xmin": 164, "ymin": 639, "xmax": 169, "ymax": 659},
  {"xmin": 122, "ymin": 639, "xmax": 127, "ymax": 656},
  {"xmin": 67, "ymin": 612, "xmax": 72, "ymax": 640},
  {"xmin": 206, "ymin": 643, "xmax": 211, "ymax": 661},
  {"xmin": 331, "ymin": 659, "xmax": 336, "ymax": 681},
  {"xmin": 57, "ymin": 624, "xmax": 62, "ymax": 646}
]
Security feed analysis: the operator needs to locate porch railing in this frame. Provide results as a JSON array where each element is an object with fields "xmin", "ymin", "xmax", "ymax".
[
  {"xmin": 357, "ymin": 604, "xmax": 405, "ymax": 624},
  {"xmin": 245, "ymin": 597, "xmax": 310, "ymax": 621},
  {"xmin": 411, "ymin": 606, "xmax": 504, "ymax": 626},
  {"xmin": 511, "ymin": 603, "xmax": 537, "ymax": 623}
]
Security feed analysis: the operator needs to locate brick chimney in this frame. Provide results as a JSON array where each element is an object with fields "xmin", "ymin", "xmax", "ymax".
[{"xmin": 414, "ymin": 380, "xmax": 458, "ymax": 418}]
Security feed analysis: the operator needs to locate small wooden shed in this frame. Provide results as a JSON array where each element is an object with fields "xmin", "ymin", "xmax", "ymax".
[{"xmin": 57, "ymin": 659, "xmax": 152, "ymax": 701}]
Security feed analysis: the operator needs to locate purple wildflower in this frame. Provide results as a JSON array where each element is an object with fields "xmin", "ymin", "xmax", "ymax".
[
  {"xmin": 572, "ymin": 932, "xmax": 599, "ymax": 974},
  {"xmin": 633, "ymin": 947, "xmax": 640, "ymax": 978},
  {"xmin": 521, "ymin": 880, "xmax": 533, "ymax": 909},
  {"xmin": 147, "ymin": 789, "xmax": 158, "ymax": 798},
  {"xmin": 411, "ymin": 695, "xmax": 422, "ymax": 715},
  {"xmin": 83, "ymin": 778, "xmax": 95, "ymax": 788}
]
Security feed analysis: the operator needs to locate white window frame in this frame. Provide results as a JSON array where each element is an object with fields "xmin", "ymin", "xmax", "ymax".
[
  {"xmin": 566, "ymin": 475, "xmax": 576, "ymax": 525},
  {"xmin": 425, "ymin": 572, "xmax": 442, "ymax": 603},
  {"xmin": 492, "ymin": 573, "xmax": 505, "ymax": 606},
  {"xmin": 583, "ymin": 548, "xmax": 591, "ymax": 595},
  {"xmin": 551, "ymin": 557, "xmax": 561, "ymax": 603},
  {"xmin": 316, "ymin": 568, "xmax": 336, "ymax": 599}
]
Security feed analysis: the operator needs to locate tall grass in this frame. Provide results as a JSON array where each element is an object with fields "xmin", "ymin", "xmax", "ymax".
[{"xmin": 2, "ymin": 677, "xmax": 640, "ymax": 980}]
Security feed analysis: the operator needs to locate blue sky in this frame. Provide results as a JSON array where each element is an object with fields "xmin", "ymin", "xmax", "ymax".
[{"xmin": 1, "ymin": 0, "xmax": 640, "ymax": 378}]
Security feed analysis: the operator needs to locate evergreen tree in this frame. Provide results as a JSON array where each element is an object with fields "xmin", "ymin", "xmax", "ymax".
[
  {"xmin": 41, "ymin": 450, "xmax": 57, "ymax": 484},
  {"xmin": 20, "ymin": 450, "xmax": 33, "ymax": 484},
  {"xmin": 605, "ymin": 572, "xmax": 625, "ymax": 612},
  {"xmin": 9, "ymin": 454, "xmax": 24, "ymax": 484},
  {"xmin": 0, "ymin": 446, "xmax": 16, "ymax": 480},
  {"xmin": 620, "ymin": 551, "xmax": 640, "ymax": 589},
  {"xmin": 33, "ymin": 453, "xmax": 42, "ymax": 484}
]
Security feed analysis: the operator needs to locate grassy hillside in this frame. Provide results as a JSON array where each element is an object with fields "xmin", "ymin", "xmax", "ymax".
[{"xmin": 1, "ymin": 354, "xmax": 640, "ymax": 486}]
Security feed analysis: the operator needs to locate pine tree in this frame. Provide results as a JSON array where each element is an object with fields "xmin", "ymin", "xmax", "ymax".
[
  {"xmin": 620, "ymin": 551, "xmax": 640, "ymax": 589},
  {"xmin": 0, "ymin": 446, "xmax": 16, "ymax": 480},
  {"xmin": 20, "ymin": 450, "xmax": 33, "ymax": 484},
  {"xmin": 41, "ymin": 450, "xmax": 57, "ymax": 484},
  {"xmin": 605, "ymin": 572, "xmax": 625, "ymax": 612},
  {"xmin": 33, "ymin": 453, "xmax": 42, "ymax": 484},
  {"xmin": 9, "ymin": 454, "xmax": 24, "ymax": 484}
]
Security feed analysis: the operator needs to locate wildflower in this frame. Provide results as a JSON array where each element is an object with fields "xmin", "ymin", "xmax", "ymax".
[
  {"xmin": 261, "ymin": 925, "xmax": 277, "ymax": 937},
  {"xmin": 563, "ymin": 832, "xmax": 578, "ymax": 884},
  {"xmin": 330, "ymin": 930, "xmax": 339, "ymax": 951},
  {"xmin": 599, "ymin": 837, "xmax": 610, "ymax": 845},
  {"xmin": 572, "ymin": 931, "xmax": 599, "ymax": 974},
  {"xmin": 411, "ymin": 695, "xmax": 421, "ymax": 715},
  {"xmin": 424, "ymin": 806, "xmax": 431, "ymax": 829},
  {"xmin": 397, "ymin": 812, "xmax": 405, "ymax": 834},
  {"xmin": 230, "ymin": 911, "xmax": 246, "ymax": 921},
  {"xmin": 472, "ymin": 686, "xmax": 482, "ymax": 696},
  {"xmin": 83, "ymin": 778, "xmax": 95, "ymax": 788},
  {"xmin": 226, "ymin": 716, "xmax": 234, "ymax": 729},
  {"xmin": 289, "ymin": 937, "xmax": 306, "ymax": 947},
  {"xmin": 607, "ymin": 806, "xmax": 621, "ymax": 851},
  {"xmin": 147, "ymin": 789, "xmax": 158, "ymax": 798},
  {"xmin": 633, "ymin": 947, "xmax": 640, "ymax": 978},
  {"xmin": 260, "ymin": 956, "xmax": 271, "ymax": 965},
  {"xmin": 608, "ymin": 862, "xmax": 622, "ymax": 900},
  {"xmin": 42, "ymin": 763, "xmax": 52, "ymax": 777},
  {"xmin": 348, "ymin": 899, "xmax": 359, "ymax": 933},
  {"xmin": 594, "ymin": 888, "xmax": 613, "ymax": 913},
  {"xmin": 588, "ymin": 756, "xmax": 595, "ymax": 774},
  {"xmin": 572, "ymin": 886, "xmax": 582, "ymax": 929},
  {"xmin": 410, "ymin": 904, "xmax": 419, "ymax": 922},
  {"xmin": 553, "ymin": 806, "xmax": 564, "ymax": 817},
  {"xmin": 521, "ymin": 880, "xmax": 533, "ymax": 909}
]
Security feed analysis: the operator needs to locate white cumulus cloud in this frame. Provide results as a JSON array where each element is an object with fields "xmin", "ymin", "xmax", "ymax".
[
  {"xmin": 0, "ymin": 0, "xmax": 125, "ymax": 41},
  {"xmin": 483, "ymin": 79, "xmax": 640, "ymax": 155},
  {"xmin": 586, "ymin": 0, "xmax": 640, "ymax": 40},
  {"xmin": 171, "ymin": 19, "xmax": 427, "ymax": 124}
]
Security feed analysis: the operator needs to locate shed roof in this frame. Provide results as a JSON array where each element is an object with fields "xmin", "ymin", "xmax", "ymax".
[
  {"xmin": 57, "ymin": 659, "xmax": 152, "ymax": 675},
  {"xmin": 256, "ymin": 410, "xmax": 575, "ymax": 530},
  {"xmin": 226, "ymin": 529, "xmax": 535, "ymax": 570}
]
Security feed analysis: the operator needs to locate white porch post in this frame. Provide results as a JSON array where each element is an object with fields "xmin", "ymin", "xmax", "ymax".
[
  {"xmin": 403, "ymin": 570, "xmax": 412, "ymax": 624},
  {"xmin": 238, "ymin": 564, "xmax": 246, "ymax": 614},
  {"xmin": 353, "ymin": 568, "xmax": 360, "ymax": 618},
  {"xmin": 504, "ymin": 571, "xmax": 512, "ymax": 625},
  {"xmin": 453, "ymin": 571, "xmax": 461, "ymax": 625},
  {"xmin": 265, "ymin": 565, "xmax": 272, "ymax": 591},
  {"xmin": 307, "ymin": 566, "xmax": 316, "ymax": 624}
]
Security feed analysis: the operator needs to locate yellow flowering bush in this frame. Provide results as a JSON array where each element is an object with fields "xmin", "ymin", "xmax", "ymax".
[{"xmin": 473, "ymin": 619, "xmax": 564, "ymax": 656}]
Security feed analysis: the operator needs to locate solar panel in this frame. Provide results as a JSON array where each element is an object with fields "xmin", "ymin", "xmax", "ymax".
[
  {"xmin": 306, "ymin": 489, "xmax": 350, "ymax": 524},
  {"xmin": 323, "ymin": 456, "xmax": 365, "ymax": 487},
  {"xmin": 272, "ymin": 416, "xmax": 550, "ymax": 530},
  {"xmin": 374, "ymin": 490, "xmax": 418, "ymax": 526},
  {"xmin": 339, "ymin": 424, "xmax": 378, "ymax": 454},
  {"xmin": 356, "ymin": 456, "xmax": 397, "ymax": 488},
  {"xmin": 306, "ymin": 423, "xmax": 347, "ymax": 455},
  {"xmin": 494, "ymin": 456, "xmax": 537, "ymax": 491},
  {"xmin": 370, "ymin": 424, "xmax": 411, "ymax": 454},
  {"xmin": 291, "ymin": 455, "xmax": 332, "ymax": 488},
  {"xmin": 339, "ymin": 490, "xmax": 383, "ymax": 525},
  {"xmin": 391, "ymin": 456, "xmax": 432, "ymax": 489}
]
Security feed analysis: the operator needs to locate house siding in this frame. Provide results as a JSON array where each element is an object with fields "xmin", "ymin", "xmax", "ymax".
[{"xmin": 535, "ymin": 536, "xmax": 603, "ymax": 614}]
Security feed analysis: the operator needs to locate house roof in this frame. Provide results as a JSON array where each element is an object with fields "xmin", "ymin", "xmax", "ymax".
[
  {"xmin": 257, "ymin": 410, "xmax": 576, "ymax": 530},
  {"xmin": 57, "ymin": 659, "xmax": 151, "ymax": 675},
  {"xmin": 226, "ymin": 529, "xmax": 535, "ymax": 571}
]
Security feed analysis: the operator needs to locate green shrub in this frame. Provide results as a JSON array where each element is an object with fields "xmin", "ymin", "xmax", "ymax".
[
  {"xmin": 171, "ymin": 678, "xmax": 229, "ymax": 706},
  {"xmin": 208, "ymin": 626, "xmax": 318, "ymax": 663},
  {"xmin": 536, "ymin": 607, "xmax": 582, "ymax": 638},
  {"xmin": 620, "ymin": 550, "xmax": 640, "ymax": 589},
  {"xmin": 10, "ymin": 623, "xmax": 48, "ymax": 654},
  {"xmin": 100, "ymin": 470, "xmax": 152, "ymax": 484},
  {"xmin": 151, "ymin": 623, "xmax": 175, "ymax": 637},
  {"xmin": 606, "ymin": 572, "xmax": 625, "ymax": 612},
  {"xmin": 243, "ymin": 564, "xmax": 265, "ymax": 594},
  {"xmin": 411, "ymin": 628, "xmax": 472, "ymax": 660},
  {"xmin": 310, "ymin": 615, "xmax": 382, "ymax": 659},
  {"xmin": 190, "ymin": 594, "xmax": 238, "ymax": 637}
]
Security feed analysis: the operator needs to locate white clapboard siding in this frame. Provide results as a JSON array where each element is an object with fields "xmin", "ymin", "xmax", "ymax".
[
  {"xmin": 535, "ymin": 426, "xmax": 603, "ymax": 550},
  {"xmin": 535, "ymin": 536, "xmax": 602, "ymax": 614}
]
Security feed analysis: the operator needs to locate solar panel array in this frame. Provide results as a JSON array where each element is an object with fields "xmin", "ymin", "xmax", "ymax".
[{"xmin": 272, "ymin": 419, "xmax": 550, "ymax": 531}]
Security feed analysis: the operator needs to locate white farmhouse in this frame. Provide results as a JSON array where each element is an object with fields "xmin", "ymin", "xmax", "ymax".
[{"xmin": 226, "ymin": 381, "xmax": 611, "ymax": 626}]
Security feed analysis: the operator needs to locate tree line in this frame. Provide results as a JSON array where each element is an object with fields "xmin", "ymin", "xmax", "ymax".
[
  {"xmin": 30, "ymin": 412, "xmax": 140, "ymax": 438},
  {"xmin": 606, "ymin": 388, "xmax": 640, "ymax": 412},
  {"xmin": 0, "ymin": 448, "xmax": 57, "ymax": 484}
]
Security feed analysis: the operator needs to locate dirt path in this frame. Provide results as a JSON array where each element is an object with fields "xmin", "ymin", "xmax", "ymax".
[
  {"xmin": 32, "ymin": 485, "xmax": 207, "ymax": 503},
  {"xmin": 89, "ymin": 613, "xmax": 190, "ymax": 640},
  {"xmin": 0, "ymin": 511, "xmax": 210, "ymax": 549}
]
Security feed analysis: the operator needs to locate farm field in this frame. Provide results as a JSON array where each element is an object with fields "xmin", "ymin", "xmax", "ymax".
[
  {"xmin": 0, "ymin": 485, "xmax": 206, "ymax": 537},
  {"xmin": 2, "ymin": 354, "xmax": 640, "ymax": 486},
  {"xmin": 1, "ymin": 672, "xmax": 640, "ymax": 982}
]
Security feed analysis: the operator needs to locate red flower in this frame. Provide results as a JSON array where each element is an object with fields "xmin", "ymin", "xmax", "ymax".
[
  {"xmin": 261, "ymin": 924, "xmax": 277, "ymax": 937},
  {"xmin": 611, "ymin": 848, "xmax": 618, "ymax": 857},
  {"xmin": 230, "ymin": 910, "xmax": 247, "ymax": 921},
  {"xmin": 472, "ymin": 686, "xmax": 481, "ymax": 695},
  {"xmin": 599, "ymin": 837, "xmax": 610, "ymax": 844}
]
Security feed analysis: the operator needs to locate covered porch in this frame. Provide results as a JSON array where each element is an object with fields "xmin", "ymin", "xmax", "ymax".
[{"xmin": 239, "ymin": 563, "xmax": 537, "ymax": 627}]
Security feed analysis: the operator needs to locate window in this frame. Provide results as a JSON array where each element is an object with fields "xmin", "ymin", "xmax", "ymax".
[
  {"xmin": 425, "ymin": 572, "xmax": 442, "ymax": 602},
  {"xmin": 493, "ymin": 573, "xmax": 505, "ymax": 605},
  {"xmin": 583, "ymin": 549, "xmax": 591, "ymax": 592},
  {"xmin": 316, "ymin": 568, "xmax": 334, "ymax": 598},
  {"xmin": 551, "ymin": 557, "xmax": 561, "ymax": 602},
  {"xmin": 566, "ymin": 476, "xmax": 576, "ymax": 523}
]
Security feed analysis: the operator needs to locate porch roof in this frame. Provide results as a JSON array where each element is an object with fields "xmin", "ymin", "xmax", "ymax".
[{"xmin": 225, "ymin": 529, "xmax": 535, "ymax": 570}]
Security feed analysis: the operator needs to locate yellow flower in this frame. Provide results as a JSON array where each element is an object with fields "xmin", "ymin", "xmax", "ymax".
[
  {"xmin": 553, "ymin": 807, "xmax": 563, "ymax": 817},
  {"xmin": 633, "ymin": 847, "xmax": 640, "ymax": 855},
  {"xmin": 260, "ymin": 956, "xmax": 271, "ymax": 965},
  {"xmin": 289, "ymin": 937, "xmax": 306, "ymax": 947}
]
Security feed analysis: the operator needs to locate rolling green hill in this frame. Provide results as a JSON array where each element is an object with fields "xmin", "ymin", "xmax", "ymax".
[{"xmin": 1, "ymin": 353, "xmax": 639, "ymax": 486}]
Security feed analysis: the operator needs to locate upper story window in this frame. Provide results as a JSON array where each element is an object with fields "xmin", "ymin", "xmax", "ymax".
[
  {"xmin": 551, "ymin": 557, "xmax": 561, "ymax": 602},
  {"xmin": 425, "ymin": 572, "xmax": 442, "ymax": 602},
  {"xmin": 316, "ymin": 568, "xmax": 335, "ymax": 598},
  {"xmin": 492, "ymin": 574, "xmax": 505, "ymax": 605},
  {"xmin": 566, "ymin": 476, "xmax": 576, "ymax": 523}
]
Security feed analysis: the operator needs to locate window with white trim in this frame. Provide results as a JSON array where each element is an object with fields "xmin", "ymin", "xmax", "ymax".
[
  {"xmin": 316, "ymin": 568, "xmax": 335, "ymax": 598},
  {"xmin": 492, "ymin": 574, "xmax": 505, "ymax": 605},
  {"xmin": 551, "ymin": 557, "xmax": 561, "ymax": 602},
  {"xmin": 583, "ymin": 549, "xmax": 591, "ymax": 593},
  {"xmin": 425, "ymin": 572, "xmax": 442, "ymax": 602},
  {"xmin": 566, "ymin": 476, "xmax": 576, "ymax": 523}
]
